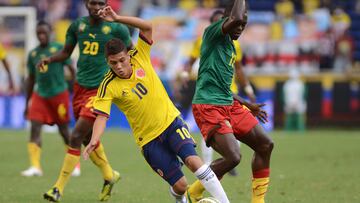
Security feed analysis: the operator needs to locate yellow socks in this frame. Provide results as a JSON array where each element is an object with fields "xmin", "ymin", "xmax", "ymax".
[
  {"xmin": 252, "ymin": 168, "xmax": 270, "ymax": 203},
  {"xmin": 28, "ymin": 142, "xmax": 41, "ymax": 169},
  {"xmin": 188, "ymin": 180, "xmax": 205, "ymax": 200},
  {"xmin": 89, "ymin": 142, "xmax": 114, "ymax": 181},
  {"xmin": 54, "ymin": 148, "xmax": 80, "ymax": 194}
]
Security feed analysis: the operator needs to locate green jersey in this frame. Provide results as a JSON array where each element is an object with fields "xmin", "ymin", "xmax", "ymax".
[
  {"xmin": 66, "ymin": 17, "xmax": 132, "ymax": 88},
  {"xmin": 27, "ymin": 42, "xmax": 71, "ymax": 98},
  {"xmin": 192, "ymin": 18, "xmax": 236, "ymax": 105}
]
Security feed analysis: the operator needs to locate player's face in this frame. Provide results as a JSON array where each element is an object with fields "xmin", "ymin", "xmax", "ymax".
[
  {"xmin": 36, "ymin": 25, "xmax": 50, "ymax": 46},
  {"xmin": 107, "ymin": 51, "xmax": 132, "ymax": 79},
  {"xmin": 229, "ymin": 12, "xmax": 247, "ymax": 40},
  {"xmin": 86, "ymin": 0, "xmax": 107, "ymax": 20}
]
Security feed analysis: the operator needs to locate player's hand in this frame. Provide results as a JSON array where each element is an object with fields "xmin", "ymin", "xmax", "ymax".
[
  {"xmin": 247, "ymin": 103, "xmax": 268, "ymax": 123},
  {"xmin": 83, "ymin": 141, "xmax": 98, "ymax": 160},
  {"xmin": 98, "ymin": 6, "xmax": 118, "ymax": 22},
  {"xmin": 36, "ymin": 58, "xmax": 50, "ymax": 72}
]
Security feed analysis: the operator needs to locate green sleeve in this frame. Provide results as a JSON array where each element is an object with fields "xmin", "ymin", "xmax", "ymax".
[
  {"xmin": 27, "ymin": 53, "xmax": 35, "ymax": 75},
  {"xmin": 114, "ymin": 24, "xmax": 132, "ymax": 48},
  {"xmin": 65, "ymin": 21, "xmax": 78, "ymax": 47}
]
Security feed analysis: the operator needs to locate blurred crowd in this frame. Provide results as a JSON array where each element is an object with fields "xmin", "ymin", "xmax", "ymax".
[{"xmin": 0, "ymin": 0, "xmax": 359, "ymax": 94}]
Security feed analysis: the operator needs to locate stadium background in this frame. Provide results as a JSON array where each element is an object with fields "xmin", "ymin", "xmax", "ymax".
[
  {"xmin": 0, "ymin": 0, "xmax": 359, "ymax": 130},
  {"xmin": 0, "ymin": 1, "xmax": 359, "ymax": 203}
]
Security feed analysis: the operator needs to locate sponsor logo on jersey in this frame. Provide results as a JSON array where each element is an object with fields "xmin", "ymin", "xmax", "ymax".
[{"xmin": 89, "ymin": 33, "xmax": 96, "ymax": 39}]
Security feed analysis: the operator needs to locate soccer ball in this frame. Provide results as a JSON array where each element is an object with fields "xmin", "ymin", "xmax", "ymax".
[{"xmin": 197, "ymin": 197, "xmax": 221, "ymax": 203}]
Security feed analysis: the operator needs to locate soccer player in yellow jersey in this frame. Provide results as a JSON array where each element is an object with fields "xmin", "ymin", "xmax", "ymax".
[
  {"xmin": 83, "ymin": 6, "xmax": 230, "ymax": 203},
  {"xmin": 0, "ymin": 43, "xmax": 15, "ymax": 93}
]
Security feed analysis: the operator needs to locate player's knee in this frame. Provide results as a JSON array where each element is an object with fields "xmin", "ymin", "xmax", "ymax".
[
  {"xmin": 172, "ymin": 178, "xmax": 188, "ymax": 195},
  {"xmin": 257, "ymin": 138, "xmax": 274, "ymax": 155},
  {"xmin": 228, "ymin": 152, "xmax": 241, "ymax": 167},
  {"xmin": 69, "ymin": 132, "xmax": 83, "ymax": 148}
]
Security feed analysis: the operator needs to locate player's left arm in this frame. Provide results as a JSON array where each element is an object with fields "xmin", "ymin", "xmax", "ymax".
[
  {"xmin": 233, "ymin": 94, "xmax": 268, "ymax": 123},
  {"xmin": 83, "ymin": 115, "xmax": 107, "ymax": 160},
  {"xmin": 234, "ymin": 61, "xmax": 256, "ymax": 102},
  {"xmin": 222, "ymin": 0, "xmax": 247, "ymax": 35},
  {"xmin": 98, "ymin": 6, "xmax": 152, "ymax": 42}
]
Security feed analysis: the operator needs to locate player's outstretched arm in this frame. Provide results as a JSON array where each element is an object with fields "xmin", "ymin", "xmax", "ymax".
[
  {"xmin": 36, "ymin": 44, "xmax": 75, "ymax": 71},
  {"xmin": 83, "ymin": 115, "xmax": 108, "ymax": 160},
  {"xmin": 222, "ymin": 0, "xmax": 247, "ymax": 35},
  {"xmin": 98, "ymin": 6, "xmax": 152, "ymax": 41}
]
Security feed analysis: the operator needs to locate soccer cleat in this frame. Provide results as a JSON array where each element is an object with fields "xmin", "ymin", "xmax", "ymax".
[
  {"xmin": 98, "ymin": 170, "xmax": 121, "ymax": 201},
  {"xmin": 228, "ymin": 168, "xmax": 238, "ymax": 176},
  {"xmin": 43, "ymin": 187, "xmax": 61, "ymax": 202},
  {"xmin": 187, "ymin": 188, "xmax": 203, "ymax": 203},
  {"xmin": 71, "ymin": 163, "xmax": 81, "ymax": 177},
  {"xmin": 20, "ymin": 166, "xmax": 43, "ymax": 177}
]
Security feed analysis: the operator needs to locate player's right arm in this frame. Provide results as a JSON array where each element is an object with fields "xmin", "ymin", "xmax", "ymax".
[
  {"xmin": 99, "ymin": 6, "xmax": 152, "ymax": 41},
  {"xmin": 83, "ymin": 115, "xmax": 107, "ymax": 160},
  {"xmin": 222, "ymin": 0, "xmax": 247, "ymax": 35},
  {"xmin": 37, "ymin": 22, "xmax": 77, "ymax": 70}
]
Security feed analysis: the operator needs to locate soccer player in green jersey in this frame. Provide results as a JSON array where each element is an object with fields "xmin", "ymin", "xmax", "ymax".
[
  {"xmin": 39, "ymin": 0, "xmax": 132, "ymax": 202},
  {"xmin": 188, "ymin": 1, "xmax": 274, "ymax": 203},
  {"xmin": 22, "ymin": 21, "xmax": 76, "ymax": 177},
  {"xmin": 82, "ymin": 6, "xmax": 230, "ymax": 203}
]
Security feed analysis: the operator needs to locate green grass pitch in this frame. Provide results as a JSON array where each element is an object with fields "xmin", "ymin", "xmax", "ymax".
[{"xmin": 0, "ymin": 129, "xmax": 359, "ymax": 203}]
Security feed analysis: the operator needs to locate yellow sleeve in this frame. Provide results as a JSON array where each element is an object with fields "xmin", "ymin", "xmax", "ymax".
[
  {"xmin": 132, "ymin": 33, "xmax": 152, "ymax": 63},
  {"xmin": 233, "ymin": 40, "xmax": 242, "ymax": 62},
  {"xmin": 93, "ymin": 73, "xmax": 116, "ymax": 117},
  {"xmin": 0, "ymin": 43, "xmax": 7, "ymax": 60},
  {"xmin": 190, "ymin": 38, "xmax": 202, "ymax": 58}
]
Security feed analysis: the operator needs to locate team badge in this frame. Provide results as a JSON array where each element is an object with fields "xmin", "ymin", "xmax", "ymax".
[
  {"xmin": 49, "ymin": 47, "xmax": 57, "ymax": 53},
  {"xmin": 102, "ymin": 25, "xmax": 111, "ymax": 34},
  {"xmin": 135, "ymin": 68, "xmax": 145, "ymax": 78},
  {"xmin": 156, "ymin": 169, "xmax": 164, "ymax": 177},
  {"xmin": 79, "ymin": 23, "xmax": 86, "ymax": 32},
  {"xmin": 31, "ymin": 51, "xmax": 37, "ymax": 57}
]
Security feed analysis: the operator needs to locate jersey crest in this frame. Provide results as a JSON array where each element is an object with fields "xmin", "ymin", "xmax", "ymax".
[
  {"xmin": 49, "ymin": 47, "xmax": 57, "ymax": 53},
  {"xmin": 135, "ymin": 68, "xmax": 145, "ymax": 79},
  {"xmin": 78, "ymin": 23, "xmax": 86, "ymax": 32},
  {"xmin": 102, "ymin": 25, "xmax": 111, "ymax": 35}
]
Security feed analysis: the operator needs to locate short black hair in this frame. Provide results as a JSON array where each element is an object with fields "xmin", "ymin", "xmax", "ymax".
[
  {"xmin": 37, "ymin": 20, "xmax": 52, "ymax": 30},
  {"xmin": 210, "ymin": 10, "xmax": 224, "ymax": 23},
  {"xmin": 105, "ymin": 38, "xmax": 126, "ymax": 58}
]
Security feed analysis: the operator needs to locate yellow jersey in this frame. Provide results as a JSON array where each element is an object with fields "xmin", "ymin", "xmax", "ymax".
[
  {"xmin": 93, "ymin": 35, "xmax": 180, "ymax": 148},
  {"xmin": 0, "ymin": 43, "xmax": 7, "ymax": 60},
  {"xmin": 190, "ymin": 37, "xmax": 242, "ymax": 94}
]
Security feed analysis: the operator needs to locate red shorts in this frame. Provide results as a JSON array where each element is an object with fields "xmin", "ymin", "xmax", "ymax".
[
  {"xmin": 72, "ymin": 82, "xmax": 98, "ymax": 121},
  {"xmin": 192, "ymin": 100, "xmax": 258, "ymax": 143},
  {"xmin": 27, "ymin": 90, "xmax": 70, "ymax": 125}
]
